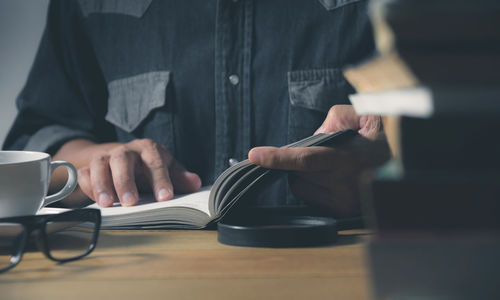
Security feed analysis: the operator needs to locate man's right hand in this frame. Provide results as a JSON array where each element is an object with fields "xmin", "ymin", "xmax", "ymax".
[{"xmin": 53, "ymin": 139, "xmax": 201, "ymax": 207}]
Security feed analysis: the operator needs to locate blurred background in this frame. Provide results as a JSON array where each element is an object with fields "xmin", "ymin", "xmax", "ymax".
[{"xmin": 0, "ymin": 0, "xmax": 49, "ymax": 145}]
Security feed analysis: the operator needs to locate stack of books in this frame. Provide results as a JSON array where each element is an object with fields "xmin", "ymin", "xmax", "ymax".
[
  {"xmin": 345, "ymin": 0, "xmax": 500, "ymax": 170},
  {"xmin": 346, "ymin": 1, "xmax": 500, "ymax": 299}
]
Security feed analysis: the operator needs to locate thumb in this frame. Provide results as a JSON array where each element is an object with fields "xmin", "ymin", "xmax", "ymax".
[
  {"xmin": 315, "ymin": 105, "xmax": 361, "ymax": 134},
  {"xmin": 169, "ymin": 161, "xmax": 202, "ymax": 194}
]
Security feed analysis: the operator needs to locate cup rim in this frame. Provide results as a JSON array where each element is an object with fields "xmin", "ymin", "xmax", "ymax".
[{"xmin": 0, "ymin": 151, "xmax": 51, "ymax": 166}]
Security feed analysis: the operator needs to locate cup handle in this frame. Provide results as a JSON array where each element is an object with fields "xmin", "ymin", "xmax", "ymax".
[{"xmin": 43, "ymin": 161, "xmax": 78, "ymax": 207}]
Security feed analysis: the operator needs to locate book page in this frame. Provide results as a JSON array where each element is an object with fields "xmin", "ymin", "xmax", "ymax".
[
  {"xmin": 40, "ymin": 186, "xmax": 212, "ymax": 218},
  {"xmin": 349, "ymin": 87, "xmax": 433, "ymax": 117},
  {"xmin": 86, "ymin": 186, "xmax": 212, "ymax": 217}
]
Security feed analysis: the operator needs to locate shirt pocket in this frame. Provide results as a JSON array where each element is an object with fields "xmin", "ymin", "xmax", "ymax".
[
  {"xmin": 317, "ymin": 0, "xmax": 362, "ymax": 10},
  {"xmin": 78, "ymin": 0, "xmax": 153, "ymax": 18},
  {"xmin": 105, "ymin": 71, "xmax": 174, "ymax": 145},
  {"xmin": 287, "ymin": 68, "xmax": 353, "ymax": 142}
]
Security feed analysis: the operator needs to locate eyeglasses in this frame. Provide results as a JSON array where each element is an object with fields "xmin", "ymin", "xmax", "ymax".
[{"xmin": 0, "ymin": 208, "xmax": 101, "ymax": 273}]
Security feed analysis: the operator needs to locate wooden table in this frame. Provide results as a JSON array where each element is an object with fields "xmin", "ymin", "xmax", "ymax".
[{"xmin": 0, "ymin": 229, "xmax": 373, "ymax": 300}]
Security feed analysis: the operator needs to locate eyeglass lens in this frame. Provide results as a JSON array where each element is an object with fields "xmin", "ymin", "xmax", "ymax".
[
  {"xmin": 0, "ymin": 223, "xmax": 25, "ymax": 270},
  {"xmin": 45, "ymin": 220, "xmax": 96, "ymax": 260}
]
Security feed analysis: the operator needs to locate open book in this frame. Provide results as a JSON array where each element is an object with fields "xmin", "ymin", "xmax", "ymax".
[{"xmin": 40, "ymin": 130, "xmax": 356, "ymax": 229}]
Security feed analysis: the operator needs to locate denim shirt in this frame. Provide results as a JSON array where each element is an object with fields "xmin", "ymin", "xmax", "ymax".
[{"xmin": 4, "ymin": 0, "xmax": 375, "ymax": 205}]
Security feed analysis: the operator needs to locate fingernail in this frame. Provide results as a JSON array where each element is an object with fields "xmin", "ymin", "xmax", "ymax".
[
  {"xmin": 249, "ymin": 149, "xmax": 262, "ymax": 164},
  {"xmin": 122, "ymin": 192, "xmax": 137, "ymax": 206},
  {"xmin": 98, "ymin": 192, "xmax": 114, "ymax": 207},
  {"xmin": 157, "ymin": 188, "xmax": 171, "ymax": 201}
]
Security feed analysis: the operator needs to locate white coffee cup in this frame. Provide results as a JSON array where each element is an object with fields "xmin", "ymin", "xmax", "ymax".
[{"xmin": 0, "ymin": 151, "xmax": 78, "ymax": 218}]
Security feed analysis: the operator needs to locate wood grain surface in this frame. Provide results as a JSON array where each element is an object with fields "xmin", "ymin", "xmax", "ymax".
[{"xmin": 0, "ymin": 229, "xmax": 373, "ymax": 300}]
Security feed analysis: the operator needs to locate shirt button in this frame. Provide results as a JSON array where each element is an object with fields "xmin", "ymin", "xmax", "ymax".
[
  {"xmin": 228, "ymin": 158, "xmax": 239, "ymax": 166},
  {"xmin": 229, "ymin": 74, "xmax": 240, "ymax": 85}
]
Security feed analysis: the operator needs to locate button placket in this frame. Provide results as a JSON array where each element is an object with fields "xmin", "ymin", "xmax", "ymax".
[{"xmin": 215, "ymin": 0, "xmax": 253, "ymax": 174}]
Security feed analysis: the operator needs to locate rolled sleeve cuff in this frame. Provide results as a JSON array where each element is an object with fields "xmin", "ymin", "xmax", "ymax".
[{"xmin": 24, "ymin": 125, "xmax": 97, "ymax": 154}]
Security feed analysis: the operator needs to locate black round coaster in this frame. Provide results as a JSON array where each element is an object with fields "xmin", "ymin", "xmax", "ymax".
[{"xmin": 217, "ymin": 215, "xmax": 338, "ymax": 248}]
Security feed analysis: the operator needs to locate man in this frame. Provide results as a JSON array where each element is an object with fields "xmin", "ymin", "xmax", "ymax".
[{"xmin": 4, "ymin": 0, "xmax": 389, "ymax": 217}]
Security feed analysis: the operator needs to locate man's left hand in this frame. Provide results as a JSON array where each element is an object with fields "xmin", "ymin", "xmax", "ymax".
[{"xmin": 248, "ymin": 105, "xmax": 390, "ymax": 218}]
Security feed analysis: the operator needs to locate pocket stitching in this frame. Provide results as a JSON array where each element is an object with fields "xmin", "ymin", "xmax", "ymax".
[{"xmin": 318, "ymin": 0, "xmax": 362, "ymax": 11}]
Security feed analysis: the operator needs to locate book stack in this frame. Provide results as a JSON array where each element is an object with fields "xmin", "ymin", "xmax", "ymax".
[{"xmin": 345, "ymin": 1, "xmax": 500, "ymax": 299}]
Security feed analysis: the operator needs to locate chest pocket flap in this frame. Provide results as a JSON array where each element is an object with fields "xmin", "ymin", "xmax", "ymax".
[
  {"xmin": 318, "ymin": 0, "xmax": 362, "ymax": 10},
  {"xmin": 78, "ymin": 0, "xmax": 153, "ymax": 18},
  {"xmin": 105, "ymin": 71, "xmax": 170, "ymax": 133},
  {"xmin": 288, "ymin": 68, "xmax": 351, "ymax": 112}
]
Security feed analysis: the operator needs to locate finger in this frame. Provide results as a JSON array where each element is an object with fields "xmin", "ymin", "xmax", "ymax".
[
  {"xmin": 109, "ymin": 146, "xmax": 140, "ymax": 206},
  {"xmin": 169, "ymin": 160, "xmax": 202, "ymax": 194},
  {"xmin": 138, "ymin": 140, "xmax": 175, "ymax": 201},
  {"xmin": 248, "ymin": 146, "xmax": 338, "ymax": 171},
  {"xmin": 77, "ymin": 167, "xmax": 94, "ymax": 201},
  {"xmin": 358, "ymin": 115, "xmax": 382, "ymax": 140},
  {"xmin": 315, "ymin": 105, "xmax": 361, "ymax": 134},
  {"xmin": 89, "ymin": 154, "xmax": 116, "ymax": 207}
]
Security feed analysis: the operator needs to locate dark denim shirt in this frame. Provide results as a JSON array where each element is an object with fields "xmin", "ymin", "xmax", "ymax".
[{"xmin": 4, "ymin": 0, "xmax": 375, "ymax": 205}]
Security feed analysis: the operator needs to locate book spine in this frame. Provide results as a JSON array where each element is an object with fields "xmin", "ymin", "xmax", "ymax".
[{"xmin": 362, "ymin": 161, "xmax": 500, "ymax": 233}]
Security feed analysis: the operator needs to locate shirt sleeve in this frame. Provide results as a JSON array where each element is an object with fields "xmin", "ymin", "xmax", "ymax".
[{"xmin": 3, "ymin": 0, "xmax": 113, "ymax": 154}]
